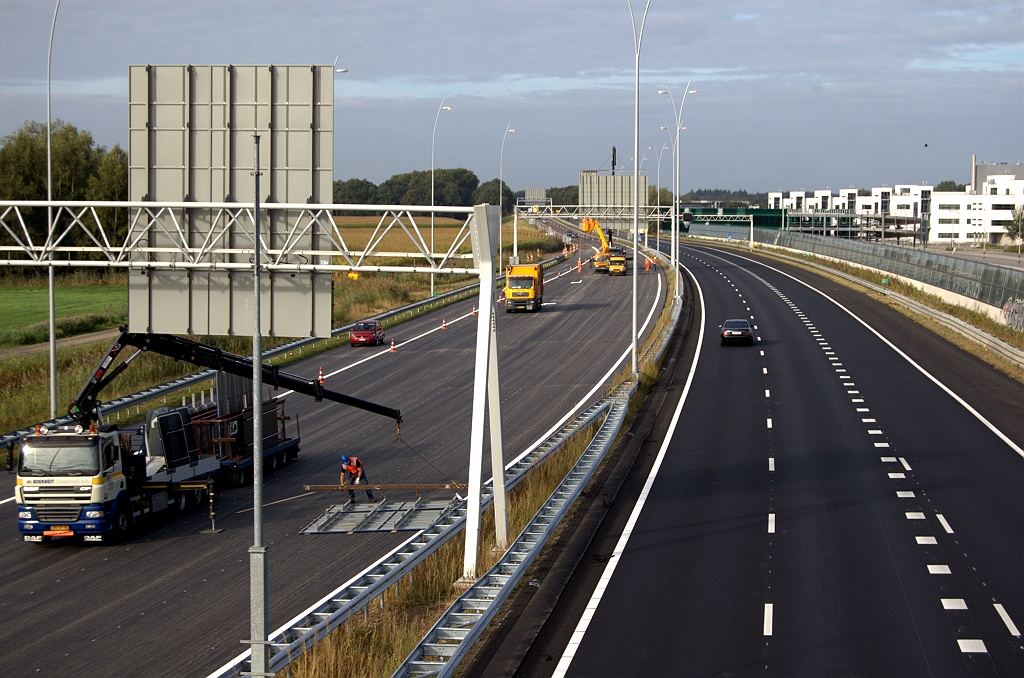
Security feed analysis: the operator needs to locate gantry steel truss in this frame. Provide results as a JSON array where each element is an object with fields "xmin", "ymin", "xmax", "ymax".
[
  {"xmin": 0, "ymin": 200, "xmax": 479, "ymax": 274},
  {"xmin": 519, "ymin": 204, "xmax": 666, "ymax": 220}
]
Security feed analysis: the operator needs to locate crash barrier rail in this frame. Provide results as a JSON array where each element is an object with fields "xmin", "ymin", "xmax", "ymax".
[
  {"xmin": 210, "ymin": 246, "xmax": 679, "ymax": 677},
  {"xmin": 686, "ymin": 228, "xmax": 1024, "ymax": 371},
  {"xmin": 391, "ymin": 242, "xmax": 680, "ymax": 677},
  {"xmin": 686, "ymin": 222, "xmax": 1024, "ymax": 315},
  {"xmin": 755, "ymin": 248, "xmax": 1024, "ymax": 370},
  {"xmin": 208, "ymin": 394, "xmax": 613, "ymax": 678},
  {"xmin": 0, "ymin": 256, "xmax": 565, "ymax": 448},
  {"xmin": 391, "ymin": 381, "xmax": 635, "ymax": 678}
]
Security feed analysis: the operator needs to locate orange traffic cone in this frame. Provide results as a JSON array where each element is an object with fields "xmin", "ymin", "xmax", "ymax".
[
  {"xmin": 577, "ymin": 258, "xmax": 582, "ymax": 273},
  {"xmin": 441, "ymin": 317, "xmax": 447, "ymax": 330},
  {"xmin": 471, "ymin": 305, "xmax": 477, "ymax": 316},
  {"xmin": 318, "ymin": 366, "xmax": 324, "ymax": 385},
  {"xmin": 389, "ymin": 338, "xmax": 396, "ymax": 352}
]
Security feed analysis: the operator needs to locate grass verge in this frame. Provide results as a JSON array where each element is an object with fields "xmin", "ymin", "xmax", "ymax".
[{"xmin": 279, "ymin": 420, "xmax": 602, "ymax": 678}]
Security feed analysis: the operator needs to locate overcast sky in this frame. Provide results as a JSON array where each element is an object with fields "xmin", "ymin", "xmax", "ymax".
[{"xmin": 1, "ymin": 0, "xmax": 1021, "ymax": 193}]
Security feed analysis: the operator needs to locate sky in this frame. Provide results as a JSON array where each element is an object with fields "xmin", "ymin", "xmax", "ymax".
[{"xmin": 1, "ymin": 0, "xmax": 1022, "ymax": 194}]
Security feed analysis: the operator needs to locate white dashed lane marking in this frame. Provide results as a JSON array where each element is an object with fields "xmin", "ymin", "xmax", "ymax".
[
  {"xmin": 936, "ymin": 514, "xmax": 954, "ymax": 534},
  {"xmin": 917, "ymin": 536, "xmax": 938, "ymax": 545},
  {"xmin": 942, "ymin": 598, "xmax": 968, "ymax": 609},
  {"xmin": 957, "ymin": 639, "xmax": 988, "ymax": 653}
]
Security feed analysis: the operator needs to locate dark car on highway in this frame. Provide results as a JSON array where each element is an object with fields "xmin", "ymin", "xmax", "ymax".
[
  {"xmin": 720, "ymin": 318, "xmax": 753, "ymax": 346},
  {"xmin": 350, "ymin": 320, "xmax": 385, "ymax": 347}
]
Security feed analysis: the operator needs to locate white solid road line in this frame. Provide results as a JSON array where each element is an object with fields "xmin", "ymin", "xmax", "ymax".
[
  {"xmin": 551, "ymin": 263, "xmax": 705, "ymax": 678},
  {"xmin": 714, "ymin": 248, "xmax": 1024, "ymax": 460},
  {"xmin": 993, "ymin": 603, "xmax": 1021, "ymax": 637},
  {"xmin": 763, "ymin": 604, "xmax": 774, "ymax": 636},
  {"xmin": 936, "ymin": 514, "xmax": 955, "ymax": 534},
  {"xmin": 0, "ymin": 496, "xmax": 15, "ymax": 506}
]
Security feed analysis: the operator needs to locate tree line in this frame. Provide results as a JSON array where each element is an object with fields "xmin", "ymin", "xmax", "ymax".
[
  {"xmin": 0, "ymin": 120, "xmax": 128, "ymax": 251},
  {"xmin": 334, "ymin": 170, "xmax": 515, "ymax": 216}
]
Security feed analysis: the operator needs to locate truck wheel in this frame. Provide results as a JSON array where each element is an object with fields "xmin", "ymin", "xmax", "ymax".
[
  {"xmin": 104, "ymin": 501, "xmax": 131, "ymax": 543},
  {"xmin": 173, "ymin": 492, "xmax": 188, "ymax": 513},
  {"xmin": 268, "ymin": 454, "xmax": 278, "ymax": 471}
]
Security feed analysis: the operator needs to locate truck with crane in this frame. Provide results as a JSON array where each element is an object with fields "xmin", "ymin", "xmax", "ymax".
[
  {"xmin": 13, "ymin": 328, "xmax": 401, "ymax": 544},
  {"xmin": 580, "ymin": 218, "xmax": 613, "ymax": 273}
]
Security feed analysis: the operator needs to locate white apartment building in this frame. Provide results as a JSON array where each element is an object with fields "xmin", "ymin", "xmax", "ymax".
[{"xmin": 768, "ymin": 171, "xmax": 1024, "ymax": 245}]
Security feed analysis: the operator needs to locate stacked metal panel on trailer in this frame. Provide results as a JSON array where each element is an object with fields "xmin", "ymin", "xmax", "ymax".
[{"xmin": 127, "ymin": 64, "xmax": 335, "ymax": 338}]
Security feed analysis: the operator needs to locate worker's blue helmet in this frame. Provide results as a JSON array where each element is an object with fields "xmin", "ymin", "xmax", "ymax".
[{"xmin": 340, "ymin": 455, "xmax": 350, "ymax": 464}]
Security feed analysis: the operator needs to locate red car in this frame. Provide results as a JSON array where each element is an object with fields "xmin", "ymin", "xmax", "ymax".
[{"xmin": 350, "ymin": 320, "xmax": 385, "ymax": 347}]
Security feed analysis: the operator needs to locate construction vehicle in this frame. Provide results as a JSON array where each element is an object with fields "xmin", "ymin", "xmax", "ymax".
[
  {"xmin": 608, "ymin": 249, "xmax": 628, "ymax": 275},
  {"xmin": 504, "ymin": 264, "xmax": 544, "ymax": 312},
  {"xmin": 14, "ymin": 328, "xmax": 400, "ymax": 544},
  {"xmin": 580, "ymin": 218, "xmax": 612, "ymax": 273}
]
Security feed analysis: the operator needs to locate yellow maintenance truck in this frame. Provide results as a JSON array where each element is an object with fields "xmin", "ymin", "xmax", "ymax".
[
  {"xmin": 580, "ymin": 218, "xmax": 611, "ymax": 273},
  {"xmin": 608, "ymin": 248, "xmax": 627, "ymax": 275},
  {"xmin": 504, "ymin": 264, "xmax": 544, "ymax": 312}
]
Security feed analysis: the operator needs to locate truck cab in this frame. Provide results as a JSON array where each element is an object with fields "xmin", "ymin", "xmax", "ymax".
[
  {"xmin": 16, "ymin": 425, "xmax": 129, "ymax": 543},
  {"xmin": 608, "ymin": 249, "xmax": 627, "ymax": 275},
  {"xmin": 504, "ymin": 264, "xmax": 544, "ymax": 312}
]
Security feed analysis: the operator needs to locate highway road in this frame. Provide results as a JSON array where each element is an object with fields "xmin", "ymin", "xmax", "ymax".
[
  {"xmin": 0, "ymin": 256, "xmax": 663, "ymax": 677},
  {"xmin": 517, "ymin": 242, "xmax": 1023, "ymax": 677}
]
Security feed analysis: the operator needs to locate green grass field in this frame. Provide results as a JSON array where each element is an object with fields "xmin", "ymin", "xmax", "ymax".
[{"xmin": 0, "ymin": 286, "xmax": 126, "ymax": 331}]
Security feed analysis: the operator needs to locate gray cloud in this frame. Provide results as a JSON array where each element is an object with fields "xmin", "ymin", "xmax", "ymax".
[{"xmin": 1, "ymin": 0, "xmax": 1020, "ymax": 191}]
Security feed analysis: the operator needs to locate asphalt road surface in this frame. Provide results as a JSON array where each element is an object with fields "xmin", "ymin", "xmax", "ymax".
[
  {"xmin": 0, "ymin": 258, "xmax": 663, "ymax": 678},
  {"xmin": 528, "ymin": 242, "xmax": 1023, "ymax": 677}
]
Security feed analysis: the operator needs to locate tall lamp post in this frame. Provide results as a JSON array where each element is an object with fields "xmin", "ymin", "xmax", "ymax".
[
  {"xmin": 431, "ymin": 98, "xmax": 452, "ymax": 297},
  {"xmin": 651, "ymin": 143, "xmax": 668, "ymax": 253},
  {"xmin": 628, "ymin": 0, "xmax": 650, "ymax": 377},
  {"xmin": 46, "ymin": 0, "xmax": 62, "ymax": 419},
  {"xmin": 659, "ymin": 82, "xmax": 697, "ymax": 299},
  {"xmin": 498, "ymin": 124, "xmax": 515, "ymax": 271}
]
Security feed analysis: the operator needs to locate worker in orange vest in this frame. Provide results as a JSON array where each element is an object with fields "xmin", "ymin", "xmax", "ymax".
[{"xmin": 340, "ymin": 454, "xmax": 375, "ymax": 503}]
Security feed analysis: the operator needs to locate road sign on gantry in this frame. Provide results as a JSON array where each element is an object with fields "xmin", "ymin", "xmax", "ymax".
[{"xmin": 127, "ymin": 64, "xmax": 335, "ymax": 337}]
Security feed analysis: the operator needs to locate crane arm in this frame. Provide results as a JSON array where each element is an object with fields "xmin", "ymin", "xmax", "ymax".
[
  {"xmin": 580, "ymin": 218, "xmax": 610, "ymax": 253},
  {"xmin": 70, "ymin": 328, "xmax": 402, "ymax": 426}
]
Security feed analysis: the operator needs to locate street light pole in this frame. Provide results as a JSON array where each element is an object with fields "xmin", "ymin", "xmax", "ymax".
[
  {"xmin": 651, "ymin": 143, "xmax": 668, "ymax": 254},
  {"xmin": 499, "ymin": 124, "xmax": 515, "ymax": 272},
  {"xmin": 249, "ymin": 134, "xmax": 268, "ymax": 678},
  {"xmin": 659, "ymin": 83, "xmax": 697, "ymax": 299},
  {"xmin": 628, "ymin": 0, "xmax": 650, "ymax": 378},
  {"xmin": 431, "ymin": 99, "xmax": 451, "ymax": 297},
  {"xmin": 46, "ymin": 0, "xmax": 61, "ymax": 419}
]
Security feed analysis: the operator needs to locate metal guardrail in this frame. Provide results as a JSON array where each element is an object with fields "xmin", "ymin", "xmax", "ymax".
[
  {"xmin": 756, "ymin": 248, "xmax": 1024, "ymax": 370},
  {"xmin": 391, "ymin": 381, "xmax": 635, "ymax": 678},
  {"xmin": 687, "ymin": 222, "xmax": 1024, "ymax": 311},
  {"xmin": 0, "ymin": 257, "xmax": 570, "ymax": 448},
  {"xmin": 688, "ymin": 233, "xmax": 1024, "ymax": 371},
  {"xmin": 208, "ymin": 395, "xmax": 612, "ymax": 678}
]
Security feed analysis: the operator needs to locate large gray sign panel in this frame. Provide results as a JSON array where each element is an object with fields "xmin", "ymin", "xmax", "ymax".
[
  {"xmin": 578, "ymin": 170, "xmax": 648, "ymax": 233},
  {"xmin": 127, "ymin": 64, "xmax": 334, "ymax": 337}
]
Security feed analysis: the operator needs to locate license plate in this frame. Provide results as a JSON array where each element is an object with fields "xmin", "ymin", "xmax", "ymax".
[{"xmin": 44, "ymin": 529, "xmax": 74, "ymax": 536}]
